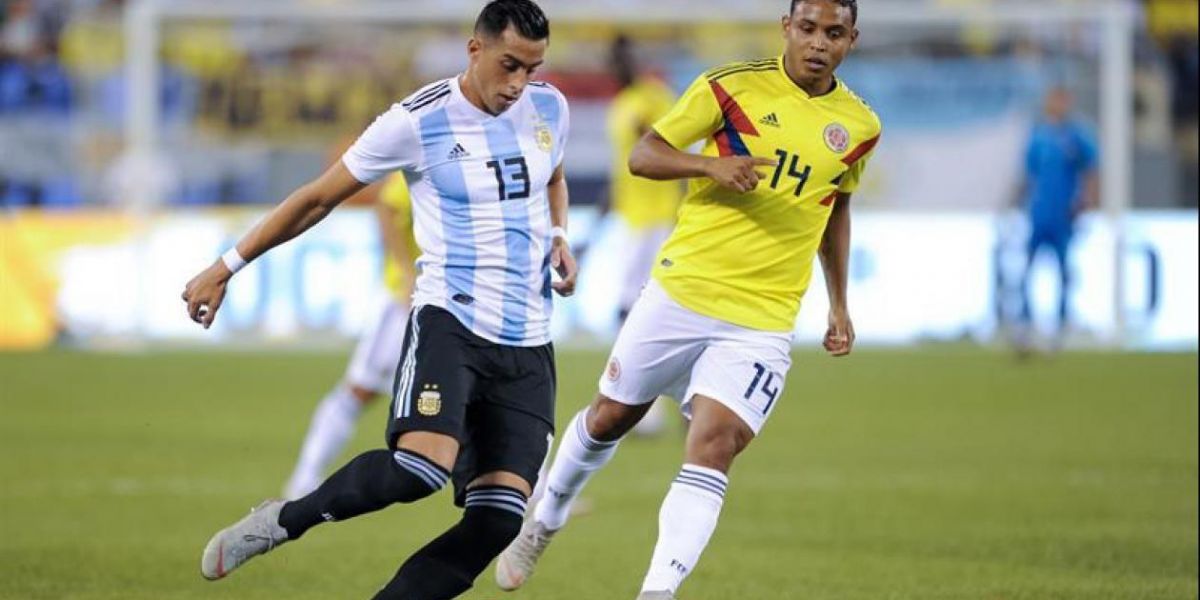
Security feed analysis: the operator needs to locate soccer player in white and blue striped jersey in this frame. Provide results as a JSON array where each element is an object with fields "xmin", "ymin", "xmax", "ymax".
[{"xmin": 182, "ymin": 2, "xmax": 575, "ymax": 598}]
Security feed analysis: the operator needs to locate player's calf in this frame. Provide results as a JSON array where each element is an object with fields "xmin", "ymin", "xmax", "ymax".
[
  {"xmin": 374, "ymin": 486, "xmax": 528, "ymax": 599},
  {"xmin": 530, "ymin": 402, "xmax": 638, "ymax": 532},
  {"xmin": 640, "ymin": 395, "xmax": 752, "ymax": 596},
  {"xmin": 495, "ymin": 400, "xmax": 644, "ymax": 591},
  {"xmin": 277, "ymin": 448, "xmax": 450, "ymax": 540}
]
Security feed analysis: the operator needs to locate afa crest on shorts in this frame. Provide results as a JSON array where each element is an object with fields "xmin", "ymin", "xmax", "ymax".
[{"xmin": 417, "ymin": 384, "xmax": 442, "ymax": 416}]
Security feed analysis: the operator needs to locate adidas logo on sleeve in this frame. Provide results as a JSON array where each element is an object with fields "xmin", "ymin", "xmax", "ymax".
[{"xmin": 758, "ymin": 113, "xmax": 781, "ymax": 128}]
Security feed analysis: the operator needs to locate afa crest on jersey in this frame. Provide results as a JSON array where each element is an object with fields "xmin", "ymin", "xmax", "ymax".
[{"xmin": 536, "ymin": 124, "xmax": 553, "ymax": 153}]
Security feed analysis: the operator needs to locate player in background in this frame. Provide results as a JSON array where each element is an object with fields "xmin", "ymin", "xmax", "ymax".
[
  {"xmin": 183, "ymin": 2, "xmax": 577, "ymax": 598},
  {"xmin": 283, "ymin": 173, "xmax": 418, "ymax": 499},
  {"xmin": 1015, "ymin": 86, "xmax": 1099, "ymax": 352},
  {"xmin": 607, "ymin": 34, "xmax": 681, "ymax": 323},
  {"xmin": 496, "ymin": 1, "xmax": 879, "ymax": 598},
  {"xmin": 605, "ymin": 34, "xmax": 681, "ymax": 437}
]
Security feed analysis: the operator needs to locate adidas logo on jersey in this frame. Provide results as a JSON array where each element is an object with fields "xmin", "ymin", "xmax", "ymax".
[
  {"xmin": 758, "ymin": 113, "xmax": 781, "ymax": 128},
  {"xmin": 447, "ymin": 143, "xmax": 471, "ymax": 161}
]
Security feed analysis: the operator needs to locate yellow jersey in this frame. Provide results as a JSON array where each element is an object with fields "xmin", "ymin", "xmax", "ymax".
[
  {"xmin": 607, "ymin": 77, "xmax": 682, "ymax": 229},
  {"xmin": 651, "ymin": 56, "xmax": 881, "ymax": 332},
  {"xmin": 379, "ymin": 174, "xmax": 421, "ymax": 299}
]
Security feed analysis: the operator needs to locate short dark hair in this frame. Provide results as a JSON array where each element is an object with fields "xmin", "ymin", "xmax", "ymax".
[
  {"xmin": 475, "ymin": 0, "xmax": 550, "ymax": 41},
  {"xmin": 790, "ymin": 0, "xmax": 858, "ymax": 25}
]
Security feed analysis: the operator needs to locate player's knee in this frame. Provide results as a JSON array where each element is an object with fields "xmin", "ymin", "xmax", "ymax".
[
  {"xmin": 687, "ymin": 441, "xmax": 739, "ymax": 472},
  {"xmin": 469, "ymin": 470, "xmax": 533, "ymax": 497},
  {"xmin": 394, "ymin": 430, "xmax": 459, "ymax": 471},
  {"xmin": 587, "ymin": 395, "xmax": 649, "ymax": 442},
  {"xmin": 386, "ymin": 449, "xmax": 451, "ymax": 503},
  {"xmin": 686, "ymin": 424, "xmax": 752, "ymax": 472}
]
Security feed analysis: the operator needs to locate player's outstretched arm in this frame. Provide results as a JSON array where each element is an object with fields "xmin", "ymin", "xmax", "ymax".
[
  {"xmin": 629, "ymin": 131, "xmax": 775, "ymax": 194},
  {"xmin": 819, "ymin": 192, "xmax": 855, "ymax": 357},
  {"xmin": 182, "ymin": 161, "xmax": 367, "ymax": 328}
]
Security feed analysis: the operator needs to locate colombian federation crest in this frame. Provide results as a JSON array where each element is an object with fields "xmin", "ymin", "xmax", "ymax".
[
  {"xmin": 417, "ymin": 384, "xmax": 442, "ymax": 416},
  {"xmin": 536, "ymin": 124, "xmax": 553, "ymax": 153},
  {"xmin": 824, "ymin": 123, "xmax": 850, "ymax": 154},
  {"xmin": 606, "ymin": 357, "xmax": 621, "ymax": 382}
]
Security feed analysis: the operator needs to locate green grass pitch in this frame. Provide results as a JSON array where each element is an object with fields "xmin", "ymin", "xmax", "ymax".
[{"xmin": 1, "ymin": 348, "xmax": 1196, "ymax": 600}]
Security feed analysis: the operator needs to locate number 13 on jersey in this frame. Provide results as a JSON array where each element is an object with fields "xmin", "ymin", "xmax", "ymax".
[{"xmin": 486, "ymin": 156, "xmax": 530, "ymax": 201}]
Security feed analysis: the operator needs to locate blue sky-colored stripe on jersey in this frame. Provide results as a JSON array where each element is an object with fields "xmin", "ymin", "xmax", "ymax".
[
  {"xmin": 530, "ymin": 91, "xmax": 561, "ymax": 318},
  {"xmin": 419, "ymin": 108, "xmax": 476, "ymax": 329},
  {"xmin": 482, "ymin": 116, "xmax": 533, "ymax": 344},
  {"xmin": 530, "ymin": 91, "xmax": 563, "ymax": 166}
]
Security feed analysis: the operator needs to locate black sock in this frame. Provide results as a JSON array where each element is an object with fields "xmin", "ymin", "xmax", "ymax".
[
  {"xmin": 371, "ymin": 486, "xmax": 527, "ymax": 600},
  {"xmin": 278, "ymin": 449, "xmax": 449, "ymax": 540}
]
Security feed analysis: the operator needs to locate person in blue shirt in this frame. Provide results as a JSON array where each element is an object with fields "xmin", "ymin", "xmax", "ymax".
[{"xmin": 1018, "ymin": 86, "xmax": 1099, "ymax": 342}]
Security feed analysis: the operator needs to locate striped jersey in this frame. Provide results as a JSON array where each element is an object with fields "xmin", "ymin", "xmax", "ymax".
[{"xmin": 342, "ymin": 76, "xmax": 570, "ymax": 347}]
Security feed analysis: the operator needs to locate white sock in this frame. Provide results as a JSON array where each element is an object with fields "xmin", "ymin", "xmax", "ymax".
[
  {"xmin": 528, "ymin": 438, "xmax": 554, "ymax": 509},
  {"xmin": 640, "ymin": 464, "xmax": 728, "ymax": 594},
  {"xmin": 284, "ymin": 384, "xmax": 363, "ymax": 499},
  {"xmin": 533, "ymin": 408, "xmax": 620, "ymax": 530}
]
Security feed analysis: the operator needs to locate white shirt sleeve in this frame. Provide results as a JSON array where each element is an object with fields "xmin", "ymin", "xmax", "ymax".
[
  {"xmin": 341, "ymin": 105, "xmax": 422, "ymax": 184},
  {"xmin": 555, "ymin": 92, "xmax": 570, "ymax": 169}
]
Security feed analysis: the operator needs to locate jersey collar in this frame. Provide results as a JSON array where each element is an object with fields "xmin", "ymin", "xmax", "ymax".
[
  {"xmin": 776, "ymin": 54, "xmax": 841, "ymax": 101},
  {"xmin": 451, "ymin": 74, "xmax": 521, "ymax": 121}
]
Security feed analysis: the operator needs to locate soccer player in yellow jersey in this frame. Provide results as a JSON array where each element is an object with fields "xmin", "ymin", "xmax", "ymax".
[
  {"xmin": 497, "ymin": 2, "xmax": 879, "ymax": 597},
  {"xmin": 283, "ymin": 173, "xmax": 420, "ymax": 499},
  {"xmin": 606, "ymin": 34, "xmax": 681, "ymax": 437},
  {"xmin": 607, "ymin": 35, "xmax": 681, "ymax": 322}
]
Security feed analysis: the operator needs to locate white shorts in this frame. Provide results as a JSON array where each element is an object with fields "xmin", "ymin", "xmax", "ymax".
[
  {"xmin": 346, "ymin": 294, "xmax": 410, "ymax": 393},
  {"xmin": 598, "ymin": 280, "xmax": 792, "ymax": 435}
]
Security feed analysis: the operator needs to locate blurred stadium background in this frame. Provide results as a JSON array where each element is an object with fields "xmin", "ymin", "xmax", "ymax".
[{"xmin": 1, "ymin": 0, "xmax": 1196, "ymax": 598}]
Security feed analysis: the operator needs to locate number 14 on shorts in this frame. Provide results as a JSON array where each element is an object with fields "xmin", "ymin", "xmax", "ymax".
[{"xmin": 744, "ymin": 362, "xmax": 783, "ymax": 416}]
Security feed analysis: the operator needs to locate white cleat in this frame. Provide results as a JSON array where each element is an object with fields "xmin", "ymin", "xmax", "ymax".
[
  {"xmin": 495, "ymin": 520, "xmax": 557, "ymax": 591},
  {"xmin": 200, "ymin": 499, "xmax": 290, "ymax": 580},
  {"xmin": 636, "ymin": 592, "xmax": 676, "ymax": 600}
]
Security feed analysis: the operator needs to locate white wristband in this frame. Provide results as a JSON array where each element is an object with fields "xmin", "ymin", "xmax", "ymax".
[
  {"xmin": 551, "ymin": 226, "xmax": 569, "ymax": 246},
  {"xmin": 221, "ymin": 248, "xmax": 248, "ymax": 275}
]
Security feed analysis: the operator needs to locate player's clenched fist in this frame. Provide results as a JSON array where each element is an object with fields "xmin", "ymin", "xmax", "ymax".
[
  {"xmin": 181, "ymin": 262, "xmax": 232, "ymax": 329},
  {"xmin": 823, "ymin": 307, "xmax": 855, "ymax": 357},
  {"xmin": 704, "ymin": 155, "xmax": 778, "ymax": 194},
  {"xmin": 550, "ymin": 237, "xmax": 578, "ymax": 297}
]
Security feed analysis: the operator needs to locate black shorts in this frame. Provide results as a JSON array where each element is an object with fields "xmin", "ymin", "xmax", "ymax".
[{"xmin": 386, "ymin": 305, "xmax": 556, "ymax": 506}]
